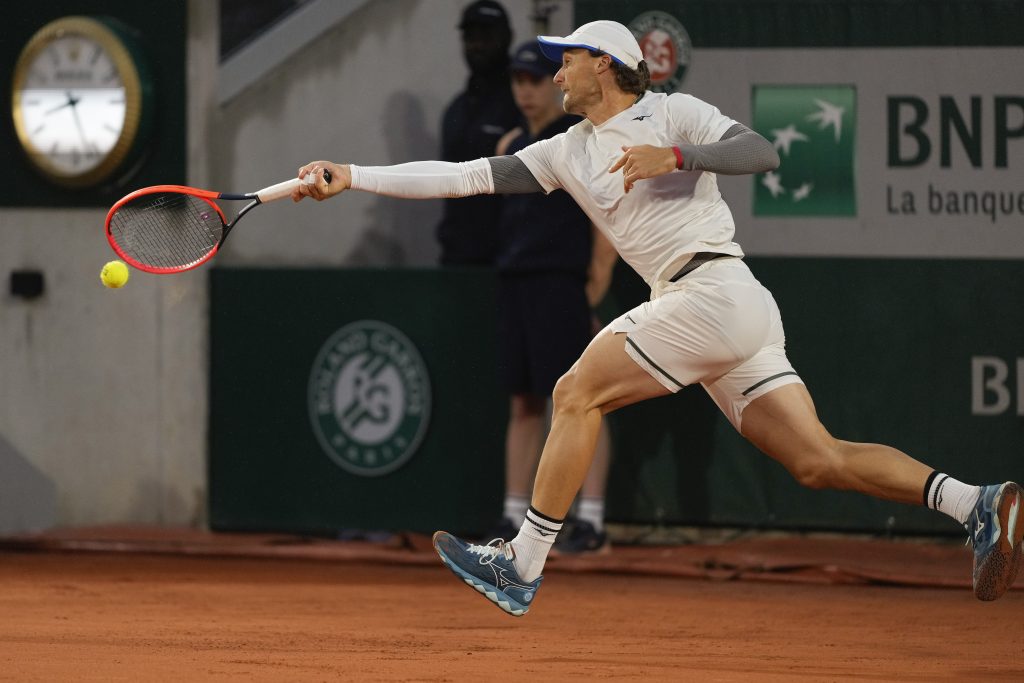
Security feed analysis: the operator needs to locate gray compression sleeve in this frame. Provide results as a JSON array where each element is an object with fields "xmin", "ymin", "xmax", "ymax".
[
  {"xmin": 487, "ymin": 155, "xmax": 545, "ymax": 194},
  {"xmin": 676, "ymin": 123, "xmax": 780, "ymax": 175}
]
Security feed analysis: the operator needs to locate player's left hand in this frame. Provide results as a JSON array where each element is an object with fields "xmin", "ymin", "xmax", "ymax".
[{"xmin": 608, "ymin": 145, "xmax": 677, "ymax": 193}]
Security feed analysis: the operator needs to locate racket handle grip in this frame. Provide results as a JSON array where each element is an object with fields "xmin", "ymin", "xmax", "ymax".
[{"xmin": 256, "ymin": 169, "xmax": 334, "ymax": 203}]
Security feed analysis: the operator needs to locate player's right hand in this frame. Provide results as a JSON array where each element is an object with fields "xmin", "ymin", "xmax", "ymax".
[
  {"xmin": 293, "ymin": 161, "xmax": 350, "ymax": 202},
  {"xmin": 608, "ymin": 145, "xmax": 677, "ymax": 193}
]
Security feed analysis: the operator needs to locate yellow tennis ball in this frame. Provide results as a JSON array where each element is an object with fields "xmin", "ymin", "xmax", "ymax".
[{"xmin": 100, "ymin": 260, "xmax": 130, "ymax": 289}]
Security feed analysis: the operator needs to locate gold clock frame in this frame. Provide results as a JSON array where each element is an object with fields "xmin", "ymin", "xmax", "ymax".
[{"xmin": 11, "ymin": 16, "xmax": 145, "ymax": 188}]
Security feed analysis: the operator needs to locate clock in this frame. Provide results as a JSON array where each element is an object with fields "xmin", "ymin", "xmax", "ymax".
[{"xmin": 11, "ymin": 16, "xmax": 153, "ymax": 188}]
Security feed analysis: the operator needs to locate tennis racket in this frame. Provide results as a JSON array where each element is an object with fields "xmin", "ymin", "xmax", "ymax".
[{"xmin": 105, "ymin": 170, "xmax": 331, "ymax": 274}]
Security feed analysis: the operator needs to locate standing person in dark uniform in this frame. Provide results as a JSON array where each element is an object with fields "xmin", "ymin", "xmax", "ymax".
[
  {"xmin": 436, "ymin": 0, "xmax": 521, "ymax": 265},
  {"xmin": 486, "ymin": 41, "xmax": 617, "ymax": 552}
]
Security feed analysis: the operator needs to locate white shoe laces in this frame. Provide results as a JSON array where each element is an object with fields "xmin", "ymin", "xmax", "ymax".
[{"xmin": 466, "ymin": 538, "xmax": 514, "ymax": 566}]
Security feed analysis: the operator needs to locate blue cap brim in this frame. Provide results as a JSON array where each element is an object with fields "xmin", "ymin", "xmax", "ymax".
[{"xmin": 536, "ymin": 37, "xmax": 627, "ymax": 66}]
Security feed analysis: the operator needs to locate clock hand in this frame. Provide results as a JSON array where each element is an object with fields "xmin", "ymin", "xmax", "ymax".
[
  {"xmin": 42, "ymin": 92, "xmax": 81, "ymax": 116},
  {"xmin": 43, "ymin": 92, "xmax": 75, "ymax": 116},
  {"xmin": 68, "ymin": 95, "xmax": 91, "ymax": 152}
]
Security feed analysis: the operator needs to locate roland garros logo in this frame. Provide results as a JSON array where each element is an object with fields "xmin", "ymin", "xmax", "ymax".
[
  {"xmin": 308, "ymin": 320, "xmax": 431, "ymax": 476},
  {"xmin": 629, "ymin": 11, "xmax": 692, "ymax": 93}
]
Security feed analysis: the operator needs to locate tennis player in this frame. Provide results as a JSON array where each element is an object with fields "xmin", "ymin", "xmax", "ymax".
[{"xmin": 295, "ymin": 20, "xmax": 1023, "ymax": 615}]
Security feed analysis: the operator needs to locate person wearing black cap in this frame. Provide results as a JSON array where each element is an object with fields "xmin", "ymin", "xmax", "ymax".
[
  {"xmin": 295, "ymin": 19, "xmax": 1022, "ymax": 617},
  {"xmin": 486, "ymin": 41, "xmax": 618, "ymax": 554},
  {"xmin": 435, "ymin": 0, "xmax": 520, "ymax": 265}
]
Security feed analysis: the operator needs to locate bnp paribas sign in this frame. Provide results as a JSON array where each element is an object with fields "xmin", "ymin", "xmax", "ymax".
[
  {"xmin": 710, "ymin": 48, "xmax": 1024, "ymax": 259},
  {"xmin": 752, "ymin": 86, "xmax": 857, "ymax": 217}
]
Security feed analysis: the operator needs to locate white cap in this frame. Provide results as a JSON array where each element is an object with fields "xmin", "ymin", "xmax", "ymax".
[{"xmin": 537, "ymin": 20, "xmax": 643, "ymax": 70}]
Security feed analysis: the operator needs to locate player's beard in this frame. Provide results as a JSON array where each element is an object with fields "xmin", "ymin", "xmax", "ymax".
[
  {"xmin": 557, "ymin": 71, "xmax": 602, "ymax": 117},
  {"xmin": 562, "ymin": 81, "xmax": 600, "ymax": 117}
]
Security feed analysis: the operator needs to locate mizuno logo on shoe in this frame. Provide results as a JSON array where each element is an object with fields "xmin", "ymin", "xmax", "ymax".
[
  {"xmin": 1007, "ymin": 493, "xmax": 1020, "ymax": 549},
  {"xmin": 491, "ymin": 564, "xmax": 532, "ymax": 592}
]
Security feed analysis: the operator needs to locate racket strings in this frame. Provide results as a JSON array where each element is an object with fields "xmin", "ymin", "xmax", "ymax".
[{"xmin": 108, "ymin": 193, "xmax": 225, "ymax": 270}]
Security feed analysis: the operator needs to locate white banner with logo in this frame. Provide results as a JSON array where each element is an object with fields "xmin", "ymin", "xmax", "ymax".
[{"xmin": 677, "ymin": 48, "xmax": 1024, "ymax": 258}]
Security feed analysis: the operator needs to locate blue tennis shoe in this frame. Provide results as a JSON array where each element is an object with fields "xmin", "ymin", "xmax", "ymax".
[
  {"xmin": 967, "ymin": 482, "xmax": 1023, "ymax": 601},
  {"xmin": 432, "ymin": 531, "xmax": 542, "ymax": 616}
]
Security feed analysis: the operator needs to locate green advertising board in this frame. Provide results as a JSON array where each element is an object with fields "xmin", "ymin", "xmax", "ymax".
[
  {"xmin": 210, "ymin": 261, "xmax": 1023, "ymax": 536},
  {"xmin": 208, "ymin": 268, "xmax": 506, "ymax": 536}
]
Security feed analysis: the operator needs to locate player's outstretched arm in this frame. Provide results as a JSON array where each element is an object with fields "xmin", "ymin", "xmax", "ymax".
[
  {"xmin": 293, "ymin": 156, "xmax": 545, "ymax": 203},
  {"xmin": 609, "ymin": 124, "xmax": 780, "ymax": 193}
]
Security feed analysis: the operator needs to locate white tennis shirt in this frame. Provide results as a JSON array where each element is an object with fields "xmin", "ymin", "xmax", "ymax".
[{"xmin": 514, "ymin": 91, "xmax": 745, "ymax": 287}]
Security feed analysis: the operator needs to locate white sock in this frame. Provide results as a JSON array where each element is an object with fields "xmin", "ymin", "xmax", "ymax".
[
  {"xmin": 925, "ymin": 472, "xmax": 981, "ymax": 525},
  {"xmin": 510, "ymin": 507, "xmax": 563, "ymax": 583},
  {"xmin": 502, "ymin": 494, "xmax": 530, "ymax": 525},
  {"xmin": 577, "ymin": 496, "xmax": 605, "ymax": 532}
]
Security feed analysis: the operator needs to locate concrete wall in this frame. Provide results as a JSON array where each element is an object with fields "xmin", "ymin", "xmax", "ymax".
[
  {"xmin": 0, "ymin": 3, "xmax": 214, "ymax": 529},
  {"xmin": 0, "ymin": 0, "xmax": 573, "ymax": 529}
]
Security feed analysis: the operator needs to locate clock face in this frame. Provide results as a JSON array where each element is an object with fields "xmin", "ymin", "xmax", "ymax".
[
  {"xmin": 16, "ymin": 35, "xmax": 127, "ymax": 176},
  {"xmin": 11, "ymin": 17, "xmax": 147, "ymax": 188}
]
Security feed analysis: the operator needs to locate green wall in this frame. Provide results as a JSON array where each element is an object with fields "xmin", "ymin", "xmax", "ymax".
[{"xmin": 209, "ymin": 261, "xmax": 1024, "ymax": 536}]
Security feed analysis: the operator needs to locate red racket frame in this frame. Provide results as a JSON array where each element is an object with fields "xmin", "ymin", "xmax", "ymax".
[{"xmin": 105, "ymin": 185, "xmax": 232, "ymax": 274}]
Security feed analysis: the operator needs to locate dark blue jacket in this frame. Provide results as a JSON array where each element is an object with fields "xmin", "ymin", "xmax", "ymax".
[
  {"xmin": 497, "ymin": 115, "xmax": 591, "ymax": 277},
  {"xmin": 436, "ymin": 68, "xmax": 520, "ymax": 265}
]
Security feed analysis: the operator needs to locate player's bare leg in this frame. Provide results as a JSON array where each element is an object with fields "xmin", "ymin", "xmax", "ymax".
[
  {"xmin": 480, "ymin": 329, "xmax": 668, "ymax": 582},
  {"xmin": 433, "ymin": 329, "xmax": 667, "ymax": 614},
  {"xmin": 741, "ymin": 382, "xmax": 1024, "ymax": 600},
  {"xmin": 531, "ymin": 328, "xmax": 668, "ymax": 519},
  {"xmin": 739, "ymin": 383, "xmax": 932, "ymax": 503}
]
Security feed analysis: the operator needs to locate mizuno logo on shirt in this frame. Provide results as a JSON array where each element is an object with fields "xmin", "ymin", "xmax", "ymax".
[{"xmin": 632, "ymin": 114, "xmax": 652, "ymax": 121}]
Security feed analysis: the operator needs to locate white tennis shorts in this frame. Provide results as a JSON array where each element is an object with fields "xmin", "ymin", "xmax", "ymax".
[{"xmin": 609, "ymin": 258, "xmax": 803, "ymax": 430}]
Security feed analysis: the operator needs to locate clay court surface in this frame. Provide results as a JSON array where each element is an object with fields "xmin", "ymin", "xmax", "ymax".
[{"xmin": 1, "ymin": 531, "xmax": 1022, "ymax": 681}]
